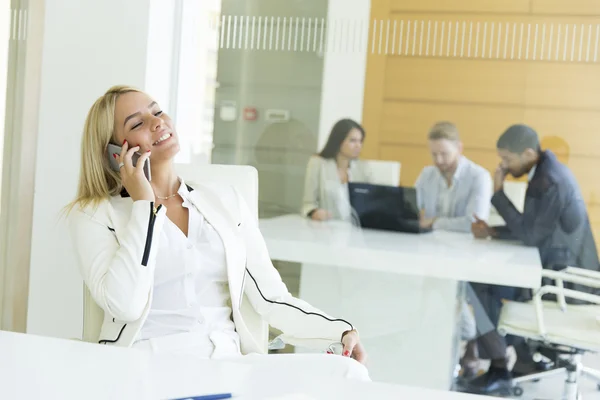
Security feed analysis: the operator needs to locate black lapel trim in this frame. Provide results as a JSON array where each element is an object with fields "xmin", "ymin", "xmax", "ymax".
[{"xmin": 120, "ymin": 183, "xmax": 193, "ymax": 197}]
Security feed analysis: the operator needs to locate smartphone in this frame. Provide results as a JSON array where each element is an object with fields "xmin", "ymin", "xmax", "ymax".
[
  {"xmin": 107, "ymin": 143, "xmax": 151, "ymax": 181},
  {"xmin": 326, "ymin": 342, "xmax": 344, "ymax": 355}
]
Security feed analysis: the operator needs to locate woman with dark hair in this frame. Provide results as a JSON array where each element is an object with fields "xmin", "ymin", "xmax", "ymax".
[{"xmin": 302, "ymin": 119, "xmax": 372, "ymax": 221}]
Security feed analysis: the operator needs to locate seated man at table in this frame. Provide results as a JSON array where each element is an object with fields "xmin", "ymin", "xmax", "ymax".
[
  {"xmin": 416, "ymin": 121, "xmax": 493, "ymax": 232},
  {"xmin": 468, "ymin": 124, "xmax": 600, "ymax": 394},
  {"xmin": 415, "ymin": 121, "xmax": 493, "ymax": 376}
]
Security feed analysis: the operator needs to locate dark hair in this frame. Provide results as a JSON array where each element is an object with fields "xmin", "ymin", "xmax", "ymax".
[
  {"xmin": 318, "ymin": 119, "xmax": 365, "ymax": 159},
  {"xmin": 496, "ymin": 124, "xmax": 541, "ymax": 154}
]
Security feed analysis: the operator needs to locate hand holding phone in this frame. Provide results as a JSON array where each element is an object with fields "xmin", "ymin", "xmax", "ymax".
[
  {"xmin": 493, "ymin": 163, "xmax": 508, "ymax": 193},
  {"xmin": 107, "ymin": 143, "xmax": 151, "ymax": 180},
  {"xmin": 107, "ymin": 141, "xmax": 154, "ymax": 202}
]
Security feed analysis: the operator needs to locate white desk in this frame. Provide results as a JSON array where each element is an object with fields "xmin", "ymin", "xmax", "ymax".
[
  {"xmin": 259, "ymin": 215, "xmax": 542, "ymax": 389},
  {"xmin": 259, "ymin": 215, "xmax": 541, "ymax": 288},
  {"xmin": 0, "ymin": 330, "xmax": 490, "ymax": 400},
  {"xmin": 0, "ymin": 330, "xmax": 152, "ymax": 399}
]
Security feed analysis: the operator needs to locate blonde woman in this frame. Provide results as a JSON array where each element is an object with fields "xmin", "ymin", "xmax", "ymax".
[{"xmin": 67, "ymin": 86, "xmax": 368, "ymax": 379}]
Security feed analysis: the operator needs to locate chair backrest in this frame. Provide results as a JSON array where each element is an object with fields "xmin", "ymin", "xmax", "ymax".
[
  {"xmin": 364, "ymin": 159, "xmax": 401, "ymax": 186},
  {"xmin": 488, "ymin": 181, "xmax": 527, "ymax": 225},
  {"xmin": 503, "ymin": 181, "xmax": 527, "ymax": 212},
  {"xmin": 82, "ymin": 164, "xmax": 262, "ymax": 346},
  {"xmin": 174, "ymin": 164, "xmax": 259, "ymax": 219}
]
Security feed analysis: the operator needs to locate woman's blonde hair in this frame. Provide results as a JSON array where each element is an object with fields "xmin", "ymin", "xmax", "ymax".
[{"xmin": 67, "ymin": 85, "xmax": 142, "ymax": 212}]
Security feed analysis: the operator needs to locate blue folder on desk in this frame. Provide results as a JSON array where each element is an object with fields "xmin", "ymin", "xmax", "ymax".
[{"xmin": 348, "ymin": 183, "xmax": 431, "ymax": 234}]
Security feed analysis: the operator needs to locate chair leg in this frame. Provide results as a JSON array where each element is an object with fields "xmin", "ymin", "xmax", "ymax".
[
  {"xmin": 581, "ymin": 366, "xmax": 600, "ymax": 383},
  {"xmin": 513, "ymin": 367, "xmax": 567, "ymax": 385},
  {"xmin": 562, "ymin": 368, "xmax": 580, "ymax": 400}
]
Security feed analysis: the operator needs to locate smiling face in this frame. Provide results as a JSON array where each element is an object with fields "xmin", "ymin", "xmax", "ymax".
[{"xmin": 112, "ymin": 91, "xmax": 180, "ymax": 164}]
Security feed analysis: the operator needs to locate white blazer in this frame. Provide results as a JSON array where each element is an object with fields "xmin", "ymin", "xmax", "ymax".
[{"xmin": 68, "ymin": 181, "xmax": 353, "ymax": 353}]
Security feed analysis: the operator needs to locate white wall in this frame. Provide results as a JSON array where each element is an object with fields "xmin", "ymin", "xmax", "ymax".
[
  {"xmin": 144, "ymin": 0, "xmax": 176, "ymax": 114},
  {"xmin": 0, "ymin": 0, "xmax": 9, "ymax": 163},
  {"xmin": 317, "ymin": 0, "xmax": 371, "ymax": 149},
  {"xmin": 26, "ymin": 0, "xmax": 372, "ymax": 339},
  {"xmin": 26, "ymin": 0, "xmax": 151, "ymax": 338}
]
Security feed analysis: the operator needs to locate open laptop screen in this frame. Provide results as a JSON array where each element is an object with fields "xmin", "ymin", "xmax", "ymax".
[{"xmin": 348, "ymin": 183, "xmax": 427, "ymax": 233}]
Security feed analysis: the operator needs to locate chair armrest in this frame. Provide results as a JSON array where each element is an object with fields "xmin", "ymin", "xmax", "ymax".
[
  {"xmin": 541, "ymin": 269, "xmax": 600, "ymax": 289},
  {"xmin": 541, "ymin": 268, "xmax": 600, "ymax": 312},
  {"xmin": 564, "ymin": 267, "xmax": 600, "ymax": 282},
  {"xmin": 533, "ymin": 285, "xmax": 600, "ymax": 339},
  {"xmin": 274, "ymin": 334, "xmax": 338, "ymax": 353}
]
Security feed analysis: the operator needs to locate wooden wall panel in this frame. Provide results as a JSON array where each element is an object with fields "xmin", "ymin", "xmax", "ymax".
[
  {"xmin": 363, "ymin": 1, "xmax": 600, "ymax": 248},
  {"xmin": 593, "ymin": 228, "xmax": 600, "ymax": 247},
  {"xmin": 562, "ymin": 157, "xmax": 600, "ymax": 203},
  {"xmin": 390, "ymin": 0, "xmax": 530, "ymax": 14},
  {"xmin": 385, "ymin": 58, "xmax": 527, "ymax": 105},
  {"xmin": 391, "ymin": 1, "xmax": 600, "ymax": 17},
  {"xmin": 380, "ymin": 102, "xmax": 524, "ymax": 149},
  {"xmin": 525, "ymin": 109, "xmax": 600, "ymax": 158},
  {"xmin": 380, "ymin": 145, "xmax": 430, "ymax": 185},
  {"xmin": 361, "ymin": 0, "xmax": 393, "ymax": 160},
  {"xmin": 588, "ymin": 205, "xmax": 600, "ymax": 224},
  {"xmin": 387, "ymin": 16, "xmax": 531, "ymax": 60},
  {"xmin": 531, "ymin": 0, "xmax": 600, "ymax": 16},
  {"xmin": 525, "ymin": 63, "xmax": 600, "ymax": 110},
  {"xmin": 380, "ymin": 15, "xmax": 600, "ymax": 63},
  {"xmin": 524, "ymin": 18, "xmax": 600, "ymax": 62}
]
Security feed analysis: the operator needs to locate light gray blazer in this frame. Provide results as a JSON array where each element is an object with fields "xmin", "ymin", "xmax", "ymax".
[
  {"xmin": 302, "ymin": 156, "xmax": 372, "ymax": 221},
  {"xmin": 415, "ymin": 156, "xmax": 492, "ymax": 233}
]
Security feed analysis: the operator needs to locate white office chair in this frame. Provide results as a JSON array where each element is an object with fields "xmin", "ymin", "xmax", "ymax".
[
  {"xmin": 363, "ymin": 159, "xmax": 401, "ymax": 186},
  {"xmin": 82, "ymin": 164, "xmax": 268, "ymax": 351},
  {"xmin": 497, "ymin": 267, "xmax": 600, "ymax": 399}
]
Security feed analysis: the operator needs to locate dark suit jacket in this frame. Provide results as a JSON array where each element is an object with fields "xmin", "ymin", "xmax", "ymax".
[{"xmin": 491, "ymin": 151, "xmax": 600, "ymax": 294}]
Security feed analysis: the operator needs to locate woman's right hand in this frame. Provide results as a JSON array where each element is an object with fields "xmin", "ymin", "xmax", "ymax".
[
  {"xmin": 311, "ymin": 208, "xmax": 332, "ymax": 221},
  {"xmin": 117, "ymin": 140, "xmax": 154, "ymax": 202}
]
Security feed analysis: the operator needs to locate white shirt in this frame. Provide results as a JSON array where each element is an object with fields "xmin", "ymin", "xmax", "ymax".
[
  {"xmin": 338, "ymin": 182, "xmax": 351, "ymax": 221},
  {"xmin": 324, "ymin": 169, "xmax": 353, "ymax": 222},
  {"xmin": 436, "ymin": 168, "xmax": 459, "ymax": 218},
  {"xmin": 416, "ymin": 156, "xmax": 493, "ymax": 233},
  {"xmin": 136, "ymin": 179, "xmax": 241, "ymax": 358},
  {"xmin": 528, "ymin": 164, "xmax": 537, "ymax": 182}
]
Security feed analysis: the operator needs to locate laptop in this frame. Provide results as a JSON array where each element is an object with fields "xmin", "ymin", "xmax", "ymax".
[{"xmin": 348, "ymin": 182, "xmax": 432, "ymax": 234}]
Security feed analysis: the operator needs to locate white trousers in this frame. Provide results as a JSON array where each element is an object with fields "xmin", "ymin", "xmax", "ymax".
[
  {"xmin": 134, "ymin": 331, "xmax": 370, "ymax": 383},
  {"xmin": 233, "ymin": 353, "xmax": 371, "ymax": 382},
  {"xmin": 150, "ymin": 351, "xmax": 371, "ymax": 400}
]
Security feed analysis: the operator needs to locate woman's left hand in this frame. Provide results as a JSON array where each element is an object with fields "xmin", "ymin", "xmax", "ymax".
[{"xmin": 341, "ymin": 330, "xmax": 367, "ymax": 365}]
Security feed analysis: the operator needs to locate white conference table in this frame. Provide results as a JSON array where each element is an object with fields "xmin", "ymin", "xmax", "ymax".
[
  {"xmin": 258, "ymin": 214, "xmax": 542, "ymax": 389},
  {"xmin": 259, "ymin": 215, "xmax": 541, "ymax": 289},
  {"xmin": 0, "ymin": 330, "xmax": 491, "ymax": 400}
]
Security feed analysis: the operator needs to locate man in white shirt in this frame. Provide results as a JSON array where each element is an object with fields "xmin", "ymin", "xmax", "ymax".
[
  {"xmin": 415, "ymin": 122, "xmax": 494, "ymax": 379},
  {"xmin": 416, "ymin": 121, "xmax": 493, "ymax": 232}
]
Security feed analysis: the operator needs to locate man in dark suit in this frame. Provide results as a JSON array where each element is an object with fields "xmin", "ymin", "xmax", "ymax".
[{"xmin": 465, "ymin": 124, "xmax": 600, "ymax": 394}]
